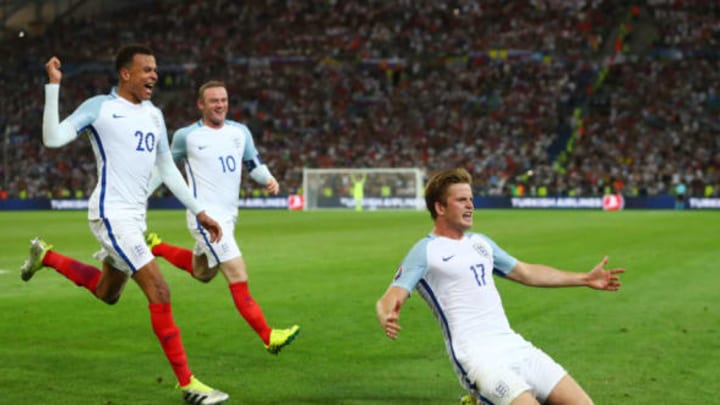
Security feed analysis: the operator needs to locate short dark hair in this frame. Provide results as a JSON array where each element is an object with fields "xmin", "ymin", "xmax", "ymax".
[
  {"xmin": 115, "ymin": 44, "xmax": 154, "ymax": 73},
  {"xmin": 197, "ymin": 80, "xmax": 226, "ymax": 101},
  {"xmin": 424, "ymin": 168, "xmax": 472, "ymax": 219}
]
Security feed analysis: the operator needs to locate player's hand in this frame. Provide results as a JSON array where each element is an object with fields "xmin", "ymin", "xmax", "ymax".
[
  {"xmin": 45, "ymin": 56, "xmax": 62, "ymax": 84},
  {"xmin": 378, "ymin": 300, "xmax": 403, "ymax": 339},
  {"xmin": 587, "ymin": 256, "xmax": 625, "ymax": 291},
  {"xmin": 265, "ymin": 178, "xmax": 279, "ymax": 195},
  {"xmin": 196, "ymin": 211, "xmax": 223, "ymax": 243}
]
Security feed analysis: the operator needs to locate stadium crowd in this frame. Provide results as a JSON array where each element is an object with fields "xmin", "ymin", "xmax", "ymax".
[{"xmin": 0, "ymin": 0, "xmax": 718, "ymax": 200}]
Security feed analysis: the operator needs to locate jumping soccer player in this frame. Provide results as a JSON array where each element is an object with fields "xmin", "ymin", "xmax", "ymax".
[{"xmin": 23, "ymin": 45, "xmax": 228, "ymax": 405}]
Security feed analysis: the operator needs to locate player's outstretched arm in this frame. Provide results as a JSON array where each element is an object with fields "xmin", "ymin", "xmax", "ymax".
[
  {"xmin": 376, "ymin": 286, "xmax": 409, "ymax": 340},
  {"xmin": 507, "ymin": 256, "xmax": 624, "ymax": 291}
]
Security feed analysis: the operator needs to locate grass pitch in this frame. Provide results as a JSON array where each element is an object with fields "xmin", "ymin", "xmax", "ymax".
[{"xmin": 0, "ymin": 209, "xmax": 718, "ymax": 404}]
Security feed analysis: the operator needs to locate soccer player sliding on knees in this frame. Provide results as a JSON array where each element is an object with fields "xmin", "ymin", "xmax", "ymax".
[{"xmin": 376, "ymin": 168, "xmax": 624, "ymax": 405}]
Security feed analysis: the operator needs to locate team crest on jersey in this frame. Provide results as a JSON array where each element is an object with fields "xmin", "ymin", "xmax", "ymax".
[{"xmin": 472, "ymin": 242, "xmax": 490, "ymax": 259}]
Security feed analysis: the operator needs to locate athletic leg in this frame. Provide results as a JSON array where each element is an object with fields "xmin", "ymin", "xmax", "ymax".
[
  {"xmin": 544, "ymin": 375, "xmax": 593, "ymax": 405},
  {"xmin": 93, "ymin": 262, "xmax": 130, "ymax": 304},
  {"xmin": 190, "ymin": 253, "xmax": 219, "ymax": 282},
  {"xmin": 147, "ymin": 232, "xmax": 195, "ymax": 275},
  {"xmin": 133, "ymin": 260, "xmax": 228, "ymax": 403},
  {"xmin": 133, "ymin": 259, "xmax": 191, "ymax": 385},
  {"xmin": 20, "ymin": 237, "xmax": 125, "ymax": 303},
  {"xmin": 220, "ymin": 256, "xmax": 272, "ymax": 344},
  {"xmin": 510, "ymin": 392, "xmax": 540, "ymax": 405}
]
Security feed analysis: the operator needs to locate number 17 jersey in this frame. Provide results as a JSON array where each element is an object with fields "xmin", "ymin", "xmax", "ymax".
[{"xmin": 391, "ymin": 232, "xmax": 526, "ymax": 355}]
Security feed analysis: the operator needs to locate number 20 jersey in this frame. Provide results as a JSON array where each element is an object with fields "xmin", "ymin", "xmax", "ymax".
[{"xmin": 65, "ymin": 89, "xmax": 169, "ymax": 220}]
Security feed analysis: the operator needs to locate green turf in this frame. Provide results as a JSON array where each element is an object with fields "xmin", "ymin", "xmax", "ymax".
[{"xmin": 0, "ymin": 209, "xmax": 718, "ymax": 404}]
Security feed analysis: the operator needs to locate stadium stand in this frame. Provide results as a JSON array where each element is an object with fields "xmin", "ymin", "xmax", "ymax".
[{"xmin": 0, "ymin": 0, "xmax": 718, "ymax": 200}]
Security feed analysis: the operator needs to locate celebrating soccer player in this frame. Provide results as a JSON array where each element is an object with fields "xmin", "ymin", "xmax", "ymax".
[
  {"xmin": 23, "ymin": 45, "xmax": 229, "ymax": 404},
  {"xmin": 376, "ymin": 168, "xmax": 625, "ymax": 405},
  {"xmin": 146, "ymin": 80, "xmax": 299, "ymax": 354}
]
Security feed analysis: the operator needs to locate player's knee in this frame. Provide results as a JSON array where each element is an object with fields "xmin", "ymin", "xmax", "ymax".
[
  {"xmin": 193, "ymin": 271, "xmax": 216, "ymax": 283},
  {"xmin": 98, "ymin": 293, "xmax": 121, "ymax": 305},
  {"xmin": 195, "ymin": 275, "xmax": 213, "ymax": 283},
  {"xmin": 544, "ymin": 375, "xmax": 593, "ymax": 405},
  {"xmin": 93, "ymin": 285, "xmax": 121, "ymax": 305}
]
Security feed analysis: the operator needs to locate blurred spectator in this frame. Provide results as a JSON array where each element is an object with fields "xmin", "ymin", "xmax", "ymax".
[{"xmin": 0, "ymin": 0, "xmax": 717, "ymax": 199}]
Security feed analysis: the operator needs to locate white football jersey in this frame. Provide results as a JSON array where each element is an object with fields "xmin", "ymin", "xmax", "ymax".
[
  {"xmin": 391, "ymin": 232, "xmax": 532, "ymax": 379},
  {"xmin": 65, "ymin": 88, "xmax": 168, "ymax": 220},
  {"xmin": 171, "ymin": 120, "xmax": 261, "ymax": 225}
]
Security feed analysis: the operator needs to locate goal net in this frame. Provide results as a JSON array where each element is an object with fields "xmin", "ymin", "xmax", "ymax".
[{"xmin": 302, "ymin": 168, "xmax": 426, "ymax": 210}]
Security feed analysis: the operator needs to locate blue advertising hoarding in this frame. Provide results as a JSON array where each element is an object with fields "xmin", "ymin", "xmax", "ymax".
[{"xmin": 1, "ymin": 196, "xmax": 719, "ymax": 211}]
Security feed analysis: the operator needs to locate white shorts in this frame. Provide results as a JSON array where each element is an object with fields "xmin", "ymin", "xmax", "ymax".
[
  {"xmin": 461, "ymin": 344, "xmax": 566, "ymax": 405},
  {"xmin": 90, "ymin": 217, "xmax": 154, "ymax": 275},
  {"xmin": 189, "ymin": 218, "xmax": 241, "ymax": 268}
]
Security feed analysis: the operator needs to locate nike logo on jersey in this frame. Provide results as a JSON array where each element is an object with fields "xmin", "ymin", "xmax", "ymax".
[
  {"xmin": 442, "ymin": 255, "xmax": 455, "ymax": 262},
  {"xmin": 198, "ymin": 145, "xmax": 209, "ymax": 150},
  {"xmin": 112, "ymin": 113, "xmax": 125, "ymax": 119}
]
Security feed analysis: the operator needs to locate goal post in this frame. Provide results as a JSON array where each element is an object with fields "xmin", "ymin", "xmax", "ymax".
[{"xmin": 302, "ymin": 168, "xmax": 426, "ymax": 210}]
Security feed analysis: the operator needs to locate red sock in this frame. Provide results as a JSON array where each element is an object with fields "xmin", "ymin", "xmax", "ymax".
[
  {"xmin": 229, "ymin": 281, "xmax": 271, "ymax": 344},
  {"xmin": 43, "ymin": 251, "xmax": 101, "ymax": 293},
  {"xmin": 149, "ymin": 303, "xmax": 192, "ymax": 386},
  {"xmin": 152, "ymin": 243, "xmax": 194, "ymax": 275}
]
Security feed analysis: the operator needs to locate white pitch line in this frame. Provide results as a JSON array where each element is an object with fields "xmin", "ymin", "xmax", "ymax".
[{"xmin": 0, "ymin": 269, "xmax": 10, "ymax": 274}]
